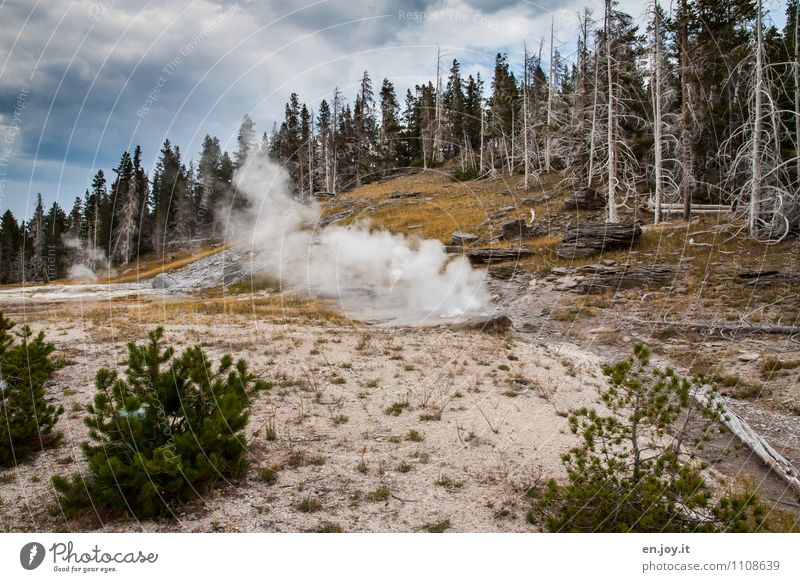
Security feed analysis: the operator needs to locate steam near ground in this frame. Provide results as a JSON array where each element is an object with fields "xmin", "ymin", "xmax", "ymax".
[
  {"xmin": 63, "ymin": 236, "xmax": 115, "ymax": 281},
  {"xmin": 231, "ymin": 156, "xmax": 490, "ymax": 322}
]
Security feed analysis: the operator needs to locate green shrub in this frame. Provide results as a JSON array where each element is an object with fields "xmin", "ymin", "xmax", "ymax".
[
  {"xmin": 52, "ymin": 327, "xmax": 266, "ymax": 519},
  {"xmin": 531, "ymin": 344, "xmax": 771, "ymax": 532},
  {"xmin": 0, "ymin": 312, "xmax": 63, "ymax": 467}
]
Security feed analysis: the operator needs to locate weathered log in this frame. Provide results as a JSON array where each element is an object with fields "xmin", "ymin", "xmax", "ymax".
[
  {"xmin": 564, "ymin": 187, "xmax": 606, "ymax": 210},
  {"xmin": 500, "ymin": 219, "xmax": 548, "ymax": 241},
  {"xmin": 737, "ymin": 270, "xmax": 800, "ymax": 287},
  {"xmin": 445, "ymin": 246, "xmax": 534, "ymax": 265},
  {"xmin": 451, "ymin": 231, "xmax": 479, "ymax": 245},
  {"xmin": 569, "ymin": 263, "xmax": 676, "ymax": 294},
  {"xmin": 617, "ymin": 316, "xmax": 800, "ymax": 336},
  {"xmin": 695, "ymin": 388, "xmax": 800, "ymax": 497},
  {"xmin": 557, "ymin": 222, "xmax": 642, "ymax": 259}
]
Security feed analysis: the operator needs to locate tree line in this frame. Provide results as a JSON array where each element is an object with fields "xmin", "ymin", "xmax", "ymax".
[{"xmin": 2, "ymin": 0, "xmax": 798, "ymax": 283}]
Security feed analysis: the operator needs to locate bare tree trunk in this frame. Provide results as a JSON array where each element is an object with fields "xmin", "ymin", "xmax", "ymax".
[
  {"xmin": 680, "ymin": 0, "xmax": 692, "ymax": 222},
  {"xmin": 795, "ymin": 7, "xmax": 799, "ymax": 178},
  {"xmin": 545, "ymin": 17, "xmax": 555, "ymax": 173},
  {"xmin": 308, "ymin": 114, "xmax": 314, "ymax": 199},
  {"xmin": 433, "ymin": 45, "xmax": 444, "ymax": 164},
  {"xmin": 523, "ymin": 42, "xmax": 530, "ymax": 189},
  {"xmin": 588, "ymin": 46, "xmax": 600, "ymax": 188},
  {"xmin": 331, "ymin": 87, "xmax": 341, "ymax": 195},
  {"xmin": 577, "ymin": 10, "xmax": 590, "ymax": 186},
  {"xmin": 479, "ymin": 101, "xmax": 485, "ymax": 174},
  {"xmin": 750, "ymin": 0, "xmax": 763, "ymax": 234},
  {"xmin": 653, "ymin": 2, "xmax": 663, "ymax": 225},
  {"xmin": 606, "ymin": 0, "xmax": 619, "ymax": 223}
]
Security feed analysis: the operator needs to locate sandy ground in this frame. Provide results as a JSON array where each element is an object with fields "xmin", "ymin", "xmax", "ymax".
[{"xmin": 0, "ymin": 301, "xmax": 610, "ymax": 532}]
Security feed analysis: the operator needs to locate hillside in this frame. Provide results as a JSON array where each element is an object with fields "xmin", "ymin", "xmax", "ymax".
[{"xmin": 1, "ymin": 169, "xmax": 799, "ymax": 532}]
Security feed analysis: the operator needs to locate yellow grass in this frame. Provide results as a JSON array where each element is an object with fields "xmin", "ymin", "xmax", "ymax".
[{"xmin": 323, "ymin": 169, "xmax": 569, "ymax": 245}]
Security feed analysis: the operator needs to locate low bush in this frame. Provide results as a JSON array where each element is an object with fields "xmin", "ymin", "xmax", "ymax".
[
  {"xmin": 52, "ymin": 327, "xmax": 266, "ymax": 518},
  {"xmin": 0, "ymin": 312, "xmax": 63, "ymax": 467}
]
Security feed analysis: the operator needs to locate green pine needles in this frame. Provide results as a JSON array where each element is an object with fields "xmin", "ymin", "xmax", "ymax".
[
  {"xmin": 532, "ymin": 343, "xmax": 771, "ymax": 532},
  {"xmin": 0, "ymin": 312, "xmax": 63, "ymax": 467},
  {"xmin": 52, "ymin": 327, "xmax": 267, "ymax": 519}
]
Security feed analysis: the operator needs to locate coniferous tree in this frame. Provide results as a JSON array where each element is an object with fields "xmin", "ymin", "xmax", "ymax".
[
  {"xmin": 52, "ymin": 327, "xmax": 266, "ymax": 518},
  {"xmin": 0, "ymin": 312, "xmax": 63, "ymax": 467},
  {"xmin": 0, "ymin": 211, "xmax": 22, "ymax": 284}
]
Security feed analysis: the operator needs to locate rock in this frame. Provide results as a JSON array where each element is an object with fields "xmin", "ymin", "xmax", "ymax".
[
  {"xmin": 453, "ymin": 314, "xmax": 512, "ymax": 335},
  {"xmin": 564, "ymin": 187, "xmax": 606, "ymax": 210},
  {"xmin": 152, "ymin": 273, "xmax": 177, "ymax": 289},
  {"xmin": 737, "ymin": 352, "xmax": 761, "ymax": 362},
  {"xmin": 388, "ymin": 190, "xmax": 421, "ymax": 199},
  {"xmin": 488, "ymin": 265, "xmax": 524, "ymax": 280},
  {"xmin": 313, "ymin": 191, "xmax": 335, "ymax": 199},
  {"xmin": 451, "ymin": 231, "xmax": 479, "ymax": 245},
  {"xmin": 491, "ymin": 206, "xmax": 514, "ymax": 220},
  {"xmin": 500, "ymin": 219, "xmax": 547, "ymax": 241},
  {"xmin": 222, "ymin": 263, "xmax": 245, "ymax": 285},
  {"xmin": 555, "ymin": 276, "xmax": 579, "ymax": 291},
  {"xmin": 557, "ymin": 222, "xmax": 642, "ymax": 259}
]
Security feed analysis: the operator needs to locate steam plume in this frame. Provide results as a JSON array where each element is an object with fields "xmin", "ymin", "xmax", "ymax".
[{"xmin": 230, "ymin": 156, "xmax": 490, "ymax": 321}]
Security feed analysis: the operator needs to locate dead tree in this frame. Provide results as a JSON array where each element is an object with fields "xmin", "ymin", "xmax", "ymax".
[
  {"xmin": 652, "ymin": 1, "xmax": 664, "ymax": 225},
  {"xmin": 679, "ymin": 0, "xmax": 693, "ymax": 222},
  {"xmin": 605, "ymin": 0, "xmax": 619, "ymax": 223}
]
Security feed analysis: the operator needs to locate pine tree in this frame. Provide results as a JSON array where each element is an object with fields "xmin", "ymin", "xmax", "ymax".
[
  {"xmin": 28, "ymin": 194, "xmax": 47, "ymax": 281},
  {"xmin": 0, "ymin": 211, "xmax": 22, "ymax": 284},
  {"xmin": 532, "ymin": 344, "xmax": 771, "ymax": 532},
  {"xmin": 0, "ymin": 312, "xmax": 63, "ymax": 467},
  {"xmin": 52, "ymin": 327, "xmax": 266, "ymax": 518},
  {"xmin": 235, "ymin": 114, "xmax": 255, "ymax": 168}
]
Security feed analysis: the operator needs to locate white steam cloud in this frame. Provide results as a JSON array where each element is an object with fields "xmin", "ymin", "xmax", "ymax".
[
  {"xmin": 63, "ymin": 236, "xmax": 115, "ymax": 281},
  {"xmin": 231, "ymin": 156, "xmax": 490, "ymax": 321}
]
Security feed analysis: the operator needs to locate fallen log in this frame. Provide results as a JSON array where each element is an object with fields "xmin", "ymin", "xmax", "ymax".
[
  {"xmin": 737, "ymin": 270, "xmax": 800, "ymax": 287},
  {"xmin": 564, "ymin": 187, "xmax": 606, "ymax": 210},
  {"xmin": 569, "ymin": 263, "xmax": 677, "ymax": 294},
  {"xmin": 445, "ymin": 246, "xmax": 534, "ymax": 265},
  {"xmin": 695, "ymin": 387, "xmax": 800, "ymax": 497},
  {"xmin": 616, "ymin": 316, "xmax": 800, "ymax": 336},
  {"xmin": 557, "ymin": 222, "xmax": 642, "ymax": 259},
  {"xmin": 500, "ymin": 219, "xmax": 548, "ymax": 241}
]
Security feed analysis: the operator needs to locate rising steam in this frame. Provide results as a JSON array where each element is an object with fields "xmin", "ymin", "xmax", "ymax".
[
  {"xmin": 230, "ymin": 156, "xmax": 490, "ymax": 320},
  {"xmin": 63, "ymin": 236, "xmax": 115, "ymax": 281}
]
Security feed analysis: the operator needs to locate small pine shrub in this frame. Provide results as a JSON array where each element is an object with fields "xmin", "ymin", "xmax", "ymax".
[
  {"xmin": 52, "ymin": 327, "xmax": 266, "ymax": 519},
  {"xmin": 532, "ymin": 343, "xmax": 772, "ymax": 533},
  {"xmin": 0, "ymin": 312, "xmax": 63, "ymax": 467}
]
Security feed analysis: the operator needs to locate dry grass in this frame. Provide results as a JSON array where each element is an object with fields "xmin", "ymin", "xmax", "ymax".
[{"xmin": 323, "ymin": 170, "xmax": 569, "ymax": 245}]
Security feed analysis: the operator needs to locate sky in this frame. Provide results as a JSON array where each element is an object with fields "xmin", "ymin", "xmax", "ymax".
[{"xmin": 0, "ymin": 0, "xmax": 791, "ymax": 221}]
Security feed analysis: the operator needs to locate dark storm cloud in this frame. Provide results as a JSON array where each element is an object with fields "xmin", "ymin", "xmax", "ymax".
[{"xmin": 0, "ymin": 0, "xmax": 597, "ymax": 217}]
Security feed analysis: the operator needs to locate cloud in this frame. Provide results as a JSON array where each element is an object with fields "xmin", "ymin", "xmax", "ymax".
[{"xmin": 0, "ymin": 0, "xmax": 699, "ymax": 219}]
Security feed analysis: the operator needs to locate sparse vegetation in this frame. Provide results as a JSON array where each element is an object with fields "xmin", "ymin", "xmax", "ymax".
[
  {"xmin": 297, "ymin": 497, "xmax": 321, "ymax": 513},
  {"xmin": 423, "ymin": 519, "xmax": 452, "ymax": 533},
  {"xmin": 385, "ymin": 401, "xmax": 409, "ymax": 416},
  {"xmin": 367, "ymin": 485, "xmax": 391, "ymax": 502}
]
